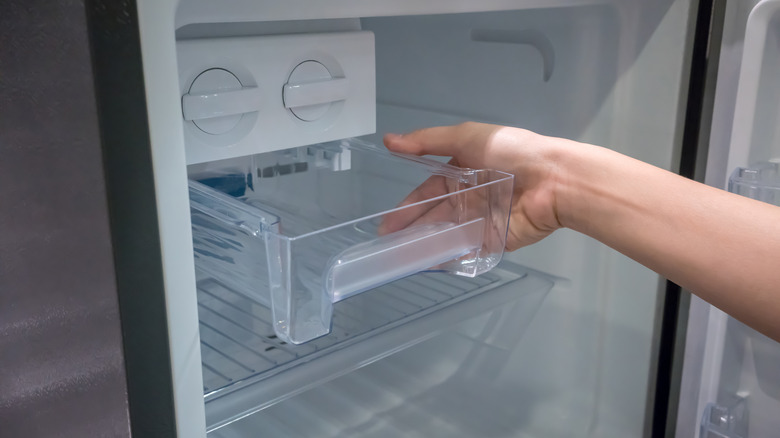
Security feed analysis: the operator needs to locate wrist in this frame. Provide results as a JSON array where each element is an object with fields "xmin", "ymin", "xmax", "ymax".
[{"xmin": 543, "ymin": 137, "xmax": 604, "ymax": 233}]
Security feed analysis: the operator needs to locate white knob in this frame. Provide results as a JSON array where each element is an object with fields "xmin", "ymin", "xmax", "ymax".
[
  {"xmin": 182, "ymin": 69, "xmax": 261, "ymax": 135},
  {"xmin": 283, "ymin": 61, "xmax": 348, "ymax": 122}
]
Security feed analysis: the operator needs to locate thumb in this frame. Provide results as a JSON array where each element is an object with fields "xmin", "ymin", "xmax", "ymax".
[
  {"xmin": 383, "ymin": 125, "xmax": 468, "ymax": 157},
  {"xmin": 383, "ymin": 133, "xmax": 417, "ymax": 154}
]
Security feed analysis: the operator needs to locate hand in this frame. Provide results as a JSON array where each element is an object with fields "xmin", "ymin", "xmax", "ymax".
[
  {"xmin": 385, "ymin": 122, "xmax": 780, "ymax": 342},
  {"xmin": 382, "ymin": 122, "xmax": 565, "ymax": 251}
]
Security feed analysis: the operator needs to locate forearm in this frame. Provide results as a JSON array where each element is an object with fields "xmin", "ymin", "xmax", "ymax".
[{"xmin": 551, "ymin": 139, "xmax": 780, "ymax": 340}]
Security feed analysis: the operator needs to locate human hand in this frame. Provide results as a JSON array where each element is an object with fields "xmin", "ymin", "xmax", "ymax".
[
  {"xmin": 382, "ymin": 122, "xmax": 565, "ymax": 251},
  {"xmin": 389, "ymin": 123, "xmax": 780, "ymax": 343}
]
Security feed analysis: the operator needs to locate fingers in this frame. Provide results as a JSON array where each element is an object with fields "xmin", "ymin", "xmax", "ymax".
[
  {"xmin": 381, "ymin": 122, "xmax": 562, "ymax": 253},
  {"xmin": 377, "ymin": 174, "xmax": 451, "ymax": 235},
  {"xmin": 383, "ymin": 122, "xmax": 522, "ymax": 173},
  {"xmin": 384, "ymin": 125, "xmax": 468, "ymax": 157},
  {"xmin": 380, "ymin": 122, "xmax": 500, "ymax": 236}
]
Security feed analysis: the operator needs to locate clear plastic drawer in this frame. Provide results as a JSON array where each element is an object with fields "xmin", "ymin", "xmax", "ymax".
[
  {"xmin": 729, "ymin": 161, "xmax": 780, "ymax": 206},
  {"xmin": 188, "ymin": 138, "xmax": 514, "ymax": 345}
]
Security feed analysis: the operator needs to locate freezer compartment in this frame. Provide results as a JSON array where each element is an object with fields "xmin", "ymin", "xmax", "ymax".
[
  {"xmin": 189, "ymin": 138, "xmax": 514, "ymax": 345},
  {"xmin": 200, "ymin": 262, "xmax": 552, "ymax": 432}
]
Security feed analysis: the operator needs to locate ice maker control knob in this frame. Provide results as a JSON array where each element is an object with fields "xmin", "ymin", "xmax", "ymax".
[
  {"xmin": 182, "ymin": 68, "xmax": 261, "ymax": 135},
  {"xmin": 283, "ymin": 61, "xmax": 348, "ymax": 122}
]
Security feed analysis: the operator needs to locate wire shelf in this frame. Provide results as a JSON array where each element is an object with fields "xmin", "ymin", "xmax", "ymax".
[{"xmin": 198, "ymin": 269, "xmax": 502, "ymax": 397}]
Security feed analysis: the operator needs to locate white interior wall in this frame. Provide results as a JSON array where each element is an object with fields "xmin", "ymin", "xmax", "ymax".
[
  {"xmin": 364, "ymin": 3, "xmax": 692, "ymax": 437},
  {"xmin": 748, "ymin": 15, "xmax": 780, "ymax": 165}
]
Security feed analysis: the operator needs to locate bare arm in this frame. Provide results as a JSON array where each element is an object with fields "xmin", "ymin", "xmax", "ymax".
[{"xmin": 384, "ymin": 122, "xmax": 780, "ymax": 342}]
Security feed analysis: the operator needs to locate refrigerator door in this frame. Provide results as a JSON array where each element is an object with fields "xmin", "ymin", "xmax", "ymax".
[{"xmin": 677, "ymin": 1, "xmax": 780, "ymax": 437}]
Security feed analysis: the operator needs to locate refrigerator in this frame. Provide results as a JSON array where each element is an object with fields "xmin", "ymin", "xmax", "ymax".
[{"xmin": 3, "ymin": 0, "xmax": 779, "ymax": 437}]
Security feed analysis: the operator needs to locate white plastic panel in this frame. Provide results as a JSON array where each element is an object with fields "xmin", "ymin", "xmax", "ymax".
[
  {"xmin": 175, "ymin": 0, "xmax": 609, "ymax": 29},
  {"xmin": 135, "ymin": 1, "xmax": 208, "ymax": 437},
  {"xmin": 177, "ymin": 32, "xmax": 376, "ymax": 164},
  {"xmin": 727, "ymin": 0, "xmax": 780, "ymax": 169},
  {"xmin": 363, "ymin": 8, "xmax": 621, "ymax": 138}
]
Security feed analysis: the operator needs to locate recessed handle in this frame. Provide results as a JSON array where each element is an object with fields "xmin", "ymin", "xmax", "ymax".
[
  {"xmin": 325, "ymin": 218, "xmax": 485, "ymax": 303},
  {"xmin": 182, "ymin": 86, "xmax": 262, "ymax": 121},
  {"xmin": 283, "ymin": 78, "xmax": 349, "ymax": 109},
  {"xmin": 471, "ymin": 28, "xmax": 555, "ymax": 82}
]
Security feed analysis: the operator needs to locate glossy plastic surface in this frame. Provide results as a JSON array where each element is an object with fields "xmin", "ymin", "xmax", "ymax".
[
  {"xmin": 189, "ymin": 138, "xmax": 514, "ymax": 345},
  {"xmin": 177, "ymin": 32, "xmax": 376, "ymax": 164}
]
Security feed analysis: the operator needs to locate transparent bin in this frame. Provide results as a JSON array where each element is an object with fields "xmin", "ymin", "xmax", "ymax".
[
  {"xmin": 729, "ymin": 161, "xmax": 780, "ymax": 206},
  {"xmin": 188, "ymin": 138, "xmax": 514, "ymax": 345}
]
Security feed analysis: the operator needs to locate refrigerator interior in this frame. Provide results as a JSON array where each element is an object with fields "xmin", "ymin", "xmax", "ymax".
[
  {"xmin": 679, "ymin": 1, "xmax": 780, "ymax": 437},
  {"xmin": 134, "ymin": 0, "xmax": 697, "ymax": 436}
]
